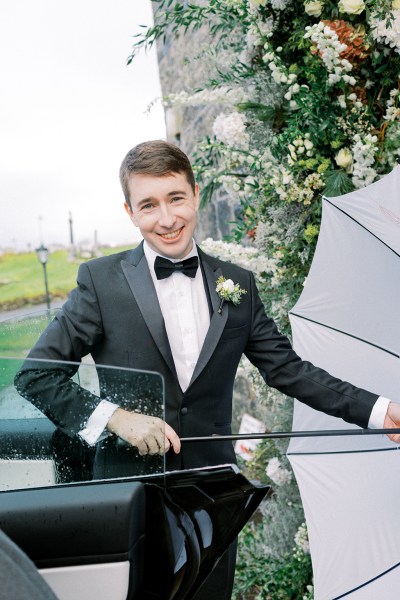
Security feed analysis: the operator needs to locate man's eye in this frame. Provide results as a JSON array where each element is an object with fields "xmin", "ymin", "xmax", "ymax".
[
  {"xmin": 171, "ymin": 196, "xmax": 184, "ymax": 203},
  {"xmin": 142, "ymin": 203, "xmax": 153, "ymax": 211}
]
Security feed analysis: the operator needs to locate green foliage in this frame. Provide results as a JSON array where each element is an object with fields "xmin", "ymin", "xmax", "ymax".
[
  {"xmin": 127, "ymin": 0, "xmax": 248, "ymax": 64},
  {"xmin": 322, "ymin": 169, "xmax": 355, "ymax": 197},
  {"xmin": 234, "ymin": 523, "xmax": 312, "ymax": 600}
]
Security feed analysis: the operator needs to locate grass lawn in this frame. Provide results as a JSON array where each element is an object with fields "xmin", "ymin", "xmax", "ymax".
[
  {"xmin": 0, "ymin": 246, "xmax": 133, "ymax": 311},
  {"xmin": 0, "ymin": 311, "xmax": 57, "ymax": 357}
]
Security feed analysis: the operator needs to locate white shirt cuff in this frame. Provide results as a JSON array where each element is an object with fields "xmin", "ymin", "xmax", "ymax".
[
  {"xmin": 78, "ymin": 400, "xmax": 119, "ymax": 446},
  {"xmin": 368, "ymin": 396, "xmax": 391, "ymax": 430}
]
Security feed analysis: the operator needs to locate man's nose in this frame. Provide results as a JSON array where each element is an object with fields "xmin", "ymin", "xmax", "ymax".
[{"xmin": 158, "ymin": 204, "xmax": 176, "ymax": 228}]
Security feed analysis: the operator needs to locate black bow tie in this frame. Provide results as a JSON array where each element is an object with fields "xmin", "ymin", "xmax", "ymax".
[{"xmin": 154, "ymin": 255, "xmax": 199, "ymax": 280}]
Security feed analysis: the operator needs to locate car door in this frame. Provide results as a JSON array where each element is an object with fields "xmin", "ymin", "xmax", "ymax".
[{"xmin": 0, "ymin": 313, "xmax": 271, "ymax": 599}]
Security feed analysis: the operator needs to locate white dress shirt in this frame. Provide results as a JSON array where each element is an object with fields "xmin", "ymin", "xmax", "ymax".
[{"xmin": 143, "ymin": 241, "xmax": 210, "ymax": 390}]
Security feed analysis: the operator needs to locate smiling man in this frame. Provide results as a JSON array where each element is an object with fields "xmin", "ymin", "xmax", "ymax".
[{"xmin": 17, "ymin": 139, "xmax": 400, "ymax": 600}]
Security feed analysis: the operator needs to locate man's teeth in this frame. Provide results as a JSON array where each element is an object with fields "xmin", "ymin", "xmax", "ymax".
[{"xmin": 161, "ymin": 229, "xmax": 181, "ymax": 239}]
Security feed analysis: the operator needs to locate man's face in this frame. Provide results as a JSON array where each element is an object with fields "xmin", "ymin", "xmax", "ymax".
[{"xmin": 125, "ymin": 172, "xmax": 199, "ymax": 259}]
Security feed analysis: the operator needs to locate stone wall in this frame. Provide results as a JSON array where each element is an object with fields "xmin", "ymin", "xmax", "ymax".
[{"xmin": 152, "ymin": 3, "xmax": 237, "ymax": 242}]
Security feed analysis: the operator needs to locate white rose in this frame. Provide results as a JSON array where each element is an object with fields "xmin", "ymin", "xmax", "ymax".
[
  {"xmin": 335, "ymin": 147, "xmax": 353, "ymax": 170},
  {"xmin": 222, "ymin": 279, "xmax": 235, "ymax": 293},
  {"xmin": 304, "ymin": 1, "xmax": 323, "ymax": 16},
  {"xmin": 338, "ymin": 0, "xmax": 365, "ymax": 14}
]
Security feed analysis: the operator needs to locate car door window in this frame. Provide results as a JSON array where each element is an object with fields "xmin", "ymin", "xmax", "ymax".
[{"xmin": 0, "ymin": 311, "xmax": 166, "ymax": 491}]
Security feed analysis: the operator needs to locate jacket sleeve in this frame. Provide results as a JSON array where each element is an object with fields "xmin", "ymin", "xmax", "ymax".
[
  {"xmin": 14, "ymin": 263, "xmax": 105, "ymax": 438},
  {"xmin": 244, "ymin": 272, "xmax": 378, "ymax": 429}
]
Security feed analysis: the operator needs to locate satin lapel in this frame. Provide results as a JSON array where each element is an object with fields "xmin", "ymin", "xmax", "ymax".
[
  {"xmin": 121, "ymin": 246, "xmax": 177, "ymax": 379},
  {"xmin": 189, "ymin": 254, "xmax": 228, "ymax": 387}
]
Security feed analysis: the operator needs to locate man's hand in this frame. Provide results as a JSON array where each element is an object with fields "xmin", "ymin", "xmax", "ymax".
[
  {"xmin": 106, "ymin": 408, "xmax": 181, "ymax": 456},
  {"xmin": 384, "ymin": 402, "xmax": 400, "ymax": 444}
]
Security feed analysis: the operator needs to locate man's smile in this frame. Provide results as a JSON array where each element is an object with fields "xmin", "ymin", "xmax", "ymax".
[{"xmin": 158, "ymin": 227, "xmax": 184, "ymax": 240}]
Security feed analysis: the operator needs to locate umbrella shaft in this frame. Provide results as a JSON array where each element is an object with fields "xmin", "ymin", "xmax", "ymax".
[{"xmin": 180, "ymin": 428, "xmax": 400, "ymax": 442}]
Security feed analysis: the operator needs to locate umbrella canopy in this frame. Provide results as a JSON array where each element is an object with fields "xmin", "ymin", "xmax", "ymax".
[{"xmin": 287, "ymin": 166, "xmax": 400, "ymax": 599}]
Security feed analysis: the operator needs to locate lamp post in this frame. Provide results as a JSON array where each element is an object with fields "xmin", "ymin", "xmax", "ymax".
[{"xmin": 35, "ymin": 244, "xmax": 51, "ymax": 310}]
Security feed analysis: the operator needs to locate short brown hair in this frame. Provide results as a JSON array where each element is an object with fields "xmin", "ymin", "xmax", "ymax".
[{"xmin": 119, "ymin": 140, "xmax": 196, "ymax": 207}]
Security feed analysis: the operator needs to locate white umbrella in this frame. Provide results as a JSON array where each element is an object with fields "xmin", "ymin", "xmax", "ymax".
[{"xmin": 287, "ymin": 166, "xmax": 400, "ymax": 599}]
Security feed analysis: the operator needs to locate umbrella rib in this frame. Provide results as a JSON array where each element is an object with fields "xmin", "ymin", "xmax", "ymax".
[
  {"xmin": 289, "ymin": 312, "xmax": 400, "ymax": 358},
  {"xmin": 323, "ymin": 196, "xmax": 400, "ymax": 259}
]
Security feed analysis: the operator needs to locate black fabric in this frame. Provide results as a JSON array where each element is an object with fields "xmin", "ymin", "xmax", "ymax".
[
  {"xmin": 154, "ymin": 254, "xmax": 198, "ymax": 280},
  {"xmin": 0, "ymin": 529, "xmax": 58, "ymax": 600}
]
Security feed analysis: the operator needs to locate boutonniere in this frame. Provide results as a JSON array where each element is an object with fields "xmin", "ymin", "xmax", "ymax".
[{"xmin": 216, "ymin": 276, "xmax": 247, "ymax": 314}]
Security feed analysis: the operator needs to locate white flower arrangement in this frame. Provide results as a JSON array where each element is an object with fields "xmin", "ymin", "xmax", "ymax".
[
  {"xmin": 294, "ymin": 522, "xmax": 310, "ymax": 554},
  {"xmin": 165, "ymin": 86, "xmax": 251, "ymax": 109},
  {"xmin": 248, "ymin": 0, "xmax": 268, "ymax": 8},
  {"xmin": 304, "ymin": 0, "xmax": 324, "ymax": 17},
  {"xmin": 370, "ymin": 9, "xmax": 400, "ymax": 54},
  {"xmin": 304, "ymin": 22, "xmax": 355, "ymax": 87},
  {"xmin": 351, "ymin": 133, "xmax": 378, "ymax": 187},
  {"xmin": 212, "ymin": 111, "xmax": 250, "ymax": 148},
  {"xmin": 384, "ymin": 89, "xmax": 400, "ymax": 121},
  {"xmin": 201, "ymin": 238, "xmax": 271, "ymax": 277},
  {"xmin": 270, "ymin": 0, "xmax": 290, "ymax": 9},
  {"xmin": 335, "ymin": 147, "xmax": 353, "ymax": 172},
  {"xmin": 266, "ymin": 456, "xmax": 293, "ymax": 485},
  {"xmin": 338, "ymin": 0, "xmax": 365, "ymax": 15}
]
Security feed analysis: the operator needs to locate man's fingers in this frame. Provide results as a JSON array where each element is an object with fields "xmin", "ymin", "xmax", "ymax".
[
  {"xmin": 384, "ymin": 402, "xmax": 400, "ymax": 445},
  {"xmin": 107, "ymin": 409, "xmax": 180, "ymax": 455},
  {"xmin": 136, "ymin": 439, "xmax": 149, "ymax": 456},
  {"xmin": 165, "ymin": 423, "xmax": 181, "ymax": 454}
]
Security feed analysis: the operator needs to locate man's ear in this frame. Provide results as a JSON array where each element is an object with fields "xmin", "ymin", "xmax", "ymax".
[{"xmin": 124, "ymin": 202, "xmax": 138, "ymax": 226}]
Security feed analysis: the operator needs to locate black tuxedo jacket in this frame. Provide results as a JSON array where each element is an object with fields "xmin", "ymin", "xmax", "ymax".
[{"xmin": 16, "ymin": 243, "xmax": 378, "ymax": 475}]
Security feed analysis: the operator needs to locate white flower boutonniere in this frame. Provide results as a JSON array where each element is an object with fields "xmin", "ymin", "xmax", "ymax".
[{"xmin": 216, "ymin": 276, "xmax": 247, "ymax": 314}]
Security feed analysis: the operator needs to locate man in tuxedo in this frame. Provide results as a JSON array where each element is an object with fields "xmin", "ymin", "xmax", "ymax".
[{"xmin": 16, "ymin": 139, "xmax": 400, "ymax": 599}]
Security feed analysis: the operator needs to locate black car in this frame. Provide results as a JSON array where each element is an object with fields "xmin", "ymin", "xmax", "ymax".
[{"xmin": 0, "ymin": 311, "xmax": 270, "ymax": 599}]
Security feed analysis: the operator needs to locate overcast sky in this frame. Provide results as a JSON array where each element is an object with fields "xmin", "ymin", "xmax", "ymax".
[{"xmin": 0, "ymin": 0, "xmax": 166, "ymax": 251}]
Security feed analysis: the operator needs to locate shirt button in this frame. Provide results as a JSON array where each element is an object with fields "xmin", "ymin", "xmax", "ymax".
[{"xmin": 181, "ymin": 407, "xmax": 188, "ymax": 415}]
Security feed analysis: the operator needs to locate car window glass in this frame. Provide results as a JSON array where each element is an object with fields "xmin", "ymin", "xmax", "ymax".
[{"xmin": 0, "ymin": 313, "xmax": 165, "ymax": 492}]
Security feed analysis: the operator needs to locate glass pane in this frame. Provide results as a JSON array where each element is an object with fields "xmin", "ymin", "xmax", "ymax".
[
  {"xmin": 0, "ymin": 309, "xmax": 60, "ymax": 358},
  {"xmin": 0, "ymin": 356, "xmax": 165, "ymax": 491}
]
